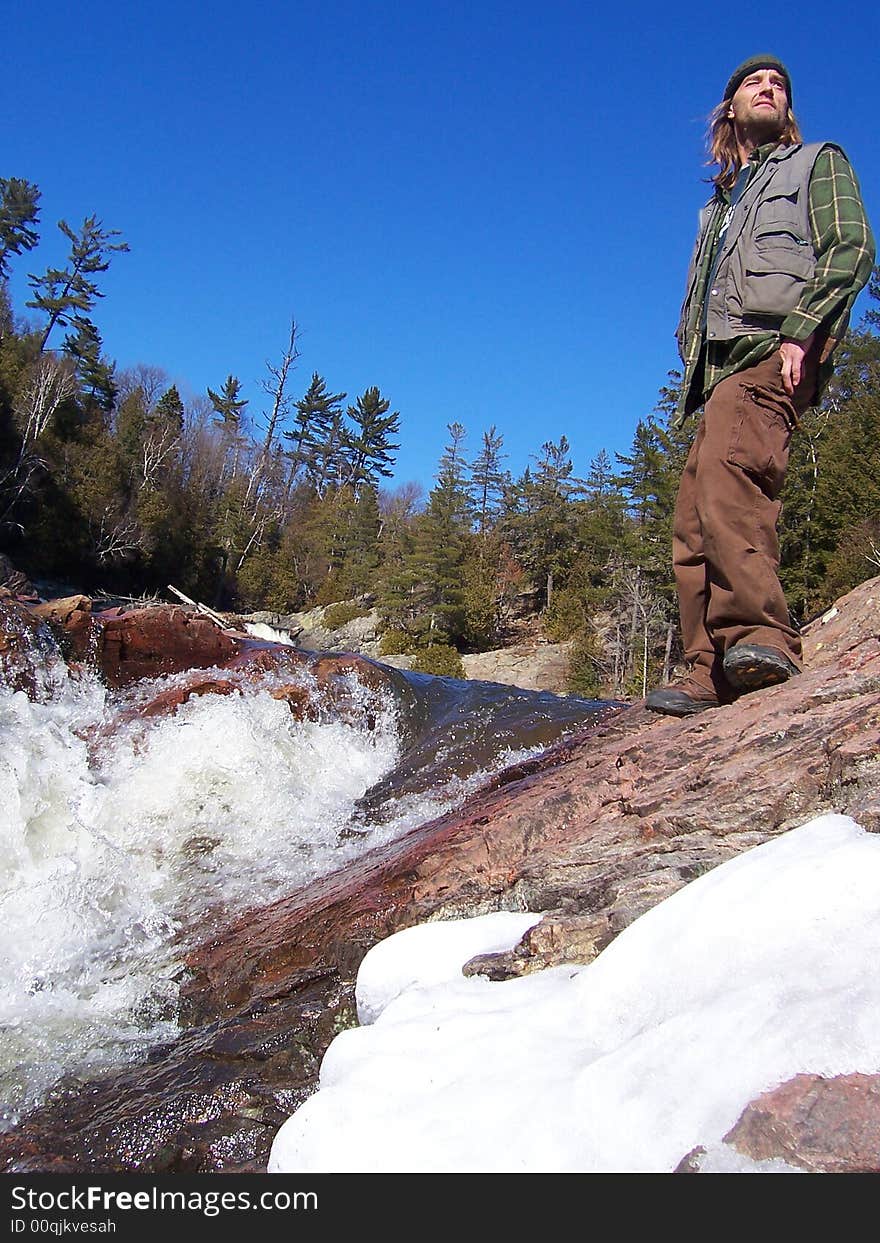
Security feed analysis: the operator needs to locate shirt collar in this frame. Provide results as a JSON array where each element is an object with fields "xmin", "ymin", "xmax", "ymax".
[
  {"xmin": 750, "ymin": 140, "xmax": 785, "ymax": 167},
  {"xmin": 716, "ymin": 141, "xmax": 788, "ymax": 202}
]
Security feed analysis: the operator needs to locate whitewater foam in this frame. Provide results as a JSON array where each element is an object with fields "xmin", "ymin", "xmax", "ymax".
[
  {"xmin": 1, "ymin": 648, "xmax": 606, "ymax": 1126},
  {"xmin": 0, "ymin": 661, "xmax": 401, "ymax": 1124}
]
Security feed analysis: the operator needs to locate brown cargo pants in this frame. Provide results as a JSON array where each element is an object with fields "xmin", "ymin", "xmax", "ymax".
[{"xmin": 672, "ymin": 348, "xmax": 818, "ymax": 694}]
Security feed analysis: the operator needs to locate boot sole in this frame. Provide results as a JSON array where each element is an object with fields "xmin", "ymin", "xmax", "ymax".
[
  {"xmin": 723, "ymin": 658, "xmax": 795, "ymax": 692},
  {"xmin": 645, "ymin": 695, "xmax": 719, "ymax": 717}
]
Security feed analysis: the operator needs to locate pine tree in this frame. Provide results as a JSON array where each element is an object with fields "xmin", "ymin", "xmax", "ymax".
[
  {"xmin": 778, "ymin": 402, "xmax": 830, "ymax": 617},
  {"xmin": 345, "ymin": 386, "xmax": 400, "ymax": 491},
  {"xmin": 207, "ymin": 375, "xmax": 248, "ymax": 432},
  {"xmin": 283, "ymin": 371, "xmax": 346, "ymax": 489},
  {"xmin": 151, "ymin": 385, "xmax": 184, "ymax": 439},
  {"xmin": 26, "ymin": 215, "xmax": 128, "ymax": 351},
  {"xmin": 579, "ymin": 376, "xmax": 690, "ymax": 693},
  {"xmin": 781, "ymin": 284, "xmax": 880, "ymax": 618},
  {"xmin": 380, "ymin": 424, "xmax": 471, "ymax": 644},
  {"xmin": 62, "ymin": 317, "xmax": 116, "ymax": 413},
  {"xmin": 122, "ymin": 384, "xmax": 184, "ymax": 493},
  {"xmin": 312, "ymin": 407, "xmax": 350, "ymax": 496},
  {"xmin": 501, "ymin": 437, "xmax": 580, "ymax": 609},
  {"xmin": 114, "ymin": 385, "xmax": 149, "ymax": 477},
  {"xmin": 808, "ymin": 338, "xmax": 880, "ymax": 607},
  {"xmin": 0, "ymin": 177, "xmax": 41, "ymax": 282},
  {"xmin": 376, "ymin": 481, "xmax": 422, "ymax": 577},
  {"xmin": 575, "ymin": 449, "xmax": 630, "ymax": 600},
  {"xmin": 335, "ymin": 484, "xmax": 382, "ymax": 597},
  {"xmin": 614, "ymin": 379, "xmax": 689, "ymax": 595},
  {"xmin": 469, "ymin": 424, "xmax": 507, "ymax": 535}
]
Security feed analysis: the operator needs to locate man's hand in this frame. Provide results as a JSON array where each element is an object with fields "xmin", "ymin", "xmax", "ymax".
[{"xmin": 779, "ymin": 334, "xmax": 815, "ymax": 396}]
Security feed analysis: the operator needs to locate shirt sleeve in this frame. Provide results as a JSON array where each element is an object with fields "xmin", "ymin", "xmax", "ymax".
[{"xmin": 779, "ymin": 146, "xmax": 876, "ymax": 342}]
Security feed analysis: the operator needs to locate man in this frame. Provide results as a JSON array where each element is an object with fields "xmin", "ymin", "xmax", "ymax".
[{"xmin": 647, "ymin": 54, "xmax": 875, "ymax": 717}]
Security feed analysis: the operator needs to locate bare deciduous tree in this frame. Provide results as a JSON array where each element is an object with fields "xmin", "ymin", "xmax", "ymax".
[
  {"xmin": 90, "ymin": 508, "xmax": 139, "ymax": 563},
  {"xmin": 141, "ymin": 425, "xmax": 180, "ymax": 489},
  {"xmin": 0, "ymin": 356, "xmax": 76, "ymax": 529},
  {"xmin": 114, "ymin": 364, "xmax": 169, "ymax": 414},
  {"xmin": 602, "ymin": 562, "xmax": 671, "ymax": 696},
  {"xmin": 14, "ymin": 355, "xmax": 77, "ymax": 443},
  {"xmin": 247, "ymin": 318, "xmax": 300, "ymax": 507}
]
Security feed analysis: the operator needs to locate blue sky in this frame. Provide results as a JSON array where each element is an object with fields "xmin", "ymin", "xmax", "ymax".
[{"xmin": 5, "ymin": 0, "xmax": 879, "ymax": 493}]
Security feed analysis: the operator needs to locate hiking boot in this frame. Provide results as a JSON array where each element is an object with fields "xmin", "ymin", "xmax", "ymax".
[
  {"xmin": 645, "ymin": 675, "xmax": 720, "ymax": 717},
  {"xmin": 722, "ymin": 643, "xmax": 800, "ymax": 693}
]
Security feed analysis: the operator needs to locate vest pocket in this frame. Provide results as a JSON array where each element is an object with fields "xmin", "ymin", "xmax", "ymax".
[{"xmin": 742, "ymin": 237, "xmax": 814, "ymax": 315}]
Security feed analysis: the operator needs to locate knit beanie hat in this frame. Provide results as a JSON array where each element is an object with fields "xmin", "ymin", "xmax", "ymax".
[{"xmin": 724, "ymin": 55, "xmax": 792, "ymax": 105}]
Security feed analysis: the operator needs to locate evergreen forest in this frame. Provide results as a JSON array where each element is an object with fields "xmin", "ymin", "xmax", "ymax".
[{"xmin": 2, "ymin": 176, "xmax": 879, "ymax": 695}]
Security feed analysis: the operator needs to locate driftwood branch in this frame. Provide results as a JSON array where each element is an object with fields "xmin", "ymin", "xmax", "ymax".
[{"xmin": 167, "ymin": 584, "xmax": 229, "ymax": 629}]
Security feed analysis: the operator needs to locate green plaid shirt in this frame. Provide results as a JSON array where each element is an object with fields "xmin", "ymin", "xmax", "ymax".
[{"xmin": 678, "ymin": 142, "xmax": 875, "ymax": 423}]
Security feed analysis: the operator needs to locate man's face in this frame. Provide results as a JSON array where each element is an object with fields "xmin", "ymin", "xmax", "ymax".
[{"xmin": 728, "ymin": 68, "xmax": 789, "ymax": 139}]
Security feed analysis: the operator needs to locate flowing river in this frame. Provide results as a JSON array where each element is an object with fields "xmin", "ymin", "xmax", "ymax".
[{"xmin": 0, "ymin": 623, "xmax": 610, "ymax": 1129}]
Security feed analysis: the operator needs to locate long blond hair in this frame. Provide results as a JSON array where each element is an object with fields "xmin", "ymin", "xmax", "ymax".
[{"xmin": 706, "ymin": 100, "xmax": 803, "ymax": 190}]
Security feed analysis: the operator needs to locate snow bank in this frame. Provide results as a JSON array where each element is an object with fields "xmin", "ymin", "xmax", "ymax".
[{"xmin": 269, "ymin": 814, "xmax": 880, "ymax": 1173}]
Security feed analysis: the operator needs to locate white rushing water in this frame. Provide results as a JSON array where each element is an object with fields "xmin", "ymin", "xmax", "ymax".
[{"xmin": 2, "ymin": 649, "xmax": 539, "ymax": 1128}]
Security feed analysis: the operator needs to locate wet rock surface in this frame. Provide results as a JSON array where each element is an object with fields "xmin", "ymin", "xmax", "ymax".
[
  {"xmin": 2, "ymin": 577, "xmax": 879, "ymax": 1172},
  {"xmin": 29, "ymin": 594, "xmax": 95, "ymax": 660},
  {"xmin": 95, "ymin": 605, "xmax": 239, "ymax": 687},
  {"xmin": 0, "ymin": 594, "xmax": 58, "ymax": 696},
  {"xmin": 183, "ymin": 578, "xmax": 880, "ymax": 1023},
  {"xmin": 0, "ymin": 972, "xmax": 354, "ymax": 1174}
]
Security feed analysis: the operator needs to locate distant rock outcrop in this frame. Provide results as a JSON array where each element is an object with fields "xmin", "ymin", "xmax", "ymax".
[
  {"xmin": 2, "ymin": 576, "xmax": 879, "ymax": 1173},
  {"xmin": 240, "ymin": 601, "xmax": 385, "ymax": 657},
  {"xmin": 460, "ymin": 641, "xmax": 573, "ymax": 695}
]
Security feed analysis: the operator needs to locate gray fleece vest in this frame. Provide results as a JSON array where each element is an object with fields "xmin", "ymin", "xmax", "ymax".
[{"xmin": 677, "ymin": 142, "xmax": 841, "ymax": 350}]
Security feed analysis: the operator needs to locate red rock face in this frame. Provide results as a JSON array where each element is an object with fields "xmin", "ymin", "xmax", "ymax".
[
  {"xmin": 311, "ymin": 652, "xmax": 393, "ymax": 692},
  {"xmin": 269, "ymin": 683, "xmax": 314, "ymax": 720},
  {"xmin": 120, "ymin": 676, "xmax": 242, "ymax": 721},
  {"xmin": 94, "ymin": 606, "xmax": 238, "ymax": 687}
]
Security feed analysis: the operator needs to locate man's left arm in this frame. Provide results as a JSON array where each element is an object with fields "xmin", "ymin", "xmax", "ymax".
[{"xmin": 778, "ymin": 146, "xmax": 875, "ymax": 395}]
